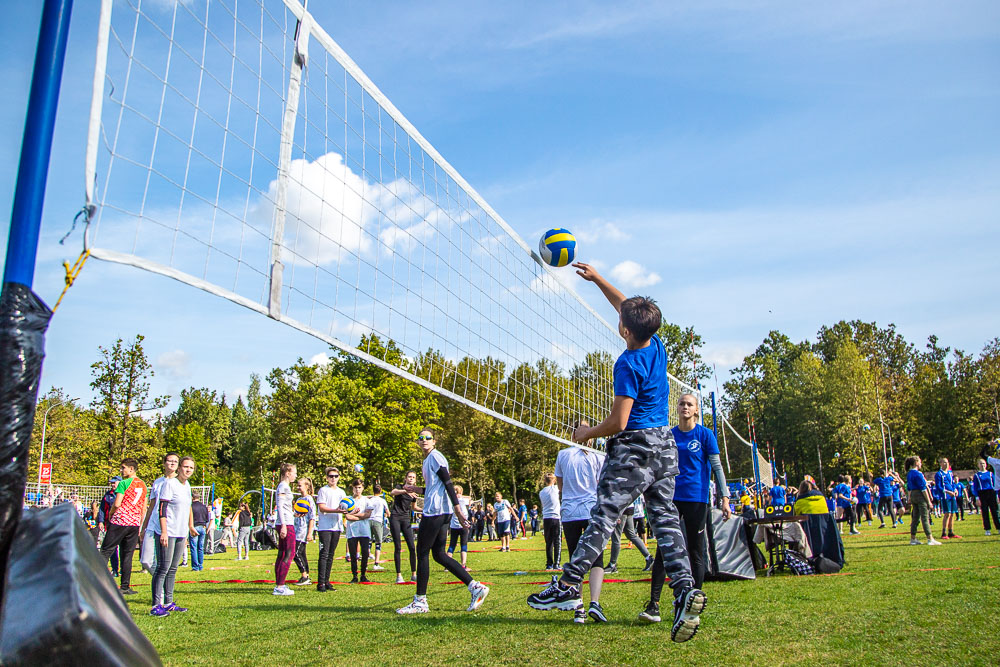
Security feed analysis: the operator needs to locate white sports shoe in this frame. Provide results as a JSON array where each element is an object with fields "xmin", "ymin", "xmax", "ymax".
[
  {"xmin": 927, "ymin": 538, "xmax": 942, "ymax": 545},
  {"xmin": 397, "ymin": 596, "xmax": 429, "ymax": 614},
  {"xmin": 467, "ymin": 582, "xmax": 490, "ymax": 611},
  {"xmin": 396, "ymin": 574, "xmax": 405, "ymax": 584},
  {"xmin": 371, "ymin": 564, "xmax": 385, "ymax": 571},
  {"xmin": 909, "ymin": 539, "xmax": 921, "ymax": 545},
  {"xmin": 986, "ymin": 530, "xmax": 992, "ymax": 536},
  {"xmin": 272, "ymin": 585, "xmax": 294, "ymax": 596}
]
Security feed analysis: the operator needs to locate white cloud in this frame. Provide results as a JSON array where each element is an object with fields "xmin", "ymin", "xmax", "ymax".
[
  {"xmin": 309, "ymin": 352, "xmax": 330, "ymax": 367},
  {"xmin": 702, "ymin": 343, "xmax": 750, "ymax": 367},
  {"xmin": 610, "ymin": 260, "xmax": 661, "ymax": 289},
  {"xmin": 570, "ymin": 220, "xmax": 631, "ymax": 245},
  {"xmin": 156, "ymin": 349, "xmax": 191, "ymax": 380}
]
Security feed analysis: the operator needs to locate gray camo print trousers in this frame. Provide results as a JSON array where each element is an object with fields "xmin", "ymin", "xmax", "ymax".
[{"xmin": 561, "ymin": 426, "xmax": 694, "ymax": 595}]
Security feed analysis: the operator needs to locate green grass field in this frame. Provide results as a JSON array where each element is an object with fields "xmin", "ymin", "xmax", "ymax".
[{"xmin": 127, "ymin": 518, "xmax": 999, "ymax": 666}]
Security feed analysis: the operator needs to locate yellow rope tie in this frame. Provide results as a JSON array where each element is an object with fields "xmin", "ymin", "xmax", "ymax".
[{"xmin": 52, "ymin": 248, "xmax": 91, "ymax": 313}]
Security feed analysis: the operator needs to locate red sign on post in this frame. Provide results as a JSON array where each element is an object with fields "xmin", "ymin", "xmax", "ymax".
[{"xmin": 39, "ymin": 463, "xmax": 52, "ymax": 484}]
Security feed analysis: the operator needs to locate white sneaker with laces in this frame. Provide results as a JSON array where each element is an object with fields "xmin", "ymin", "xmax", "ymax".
[
  {"xmin": 986, "ymin": 530, "xmax": 992, "ymax": 536},
  {"xmin": 467, "ymin": 581, "xmax": 490, "ymax": 611},
  {"xmin": 272, "ymin": 585, "xmax": 294, "ymax": 596},
  {"xmin": 396, "ymin": 574, "xmax": 405, "ymax": 584},
  {"xmin": 397, "ymin": 596, "xmax": 429, "ymax": 614},
  {"xmin": 927, "ymin": 538, "xmax": 942, "ymax": 545}
]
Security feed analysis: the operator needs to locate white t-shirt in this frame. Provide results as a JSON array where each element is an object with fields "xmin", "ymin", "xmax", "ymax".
[
  {"xmin": 345, "ymin": 497, "xmax": 373, "ymax": 539},
  {"xmin": 276, "ymin": 481, "xmax": 294, "ymax": 526},
  {"xmin": 632, "ymin": 494, "xmax": 646, "ymax": 519},
  {"xmin": 148, "ymin": 475, "xmax": 170, "ymax": 534},
  {"xmin": 450, "ymin": 496, "xmax": 471, "ymax": 529},
  {"xmin": 293, "ymin": 495, "xmax": 316, "ymax": 542},
  {"xmin": 540, "ymin": 485, "xmax": 560, "ymax": 519},
  {"xmin": 494, "ymin": 499, "xmax": 512, "ymax": 523},
  {"xmin": 987, "ymin": 456, "xmax": 1000, "ymax": 492},
  {"xmin": 157, "ymin": 478, "xmax": 192, "ymax": 539},
  {"xmin": 554, "ymin": 446, "xmax": 605, "ymax": 522},
  {"xmin": 368, "ymin": 495, "xmax": 389, "ymax": 524},
  {"xmin": 316, "ymin": 485, "xmax": 346, "ymax": 531},
  {"xmin": 421, "ymin": 449, "xmax": 451, "ymax": 517}
]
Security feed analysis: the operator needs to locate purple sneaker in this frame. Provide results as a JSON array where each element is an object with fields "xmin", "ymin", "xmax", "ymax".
[
  {"xmin": 150, "ymin": 605, "xmax": 170, "ymax": 617},
  {"xmin": 164, "ymin": 602, "xmax": 188, "ymax": 613}
]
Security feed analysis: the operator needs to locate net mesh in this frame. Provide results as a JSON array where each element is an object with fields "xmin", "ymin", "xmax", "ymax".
[
  {"xmin": 83, "ymin": 0, "xmax": 696, "ymax": 447},
  {"xmin": 719, "ymin": 416, "xmax": 773, "ymax": 489},
  {"xmin": 23, "ymin": 482, "xmax": 212, "ymax": 512}
]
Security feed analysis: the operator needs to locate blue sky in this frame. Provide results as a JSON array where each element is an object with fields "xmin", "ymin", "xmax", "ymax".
[{"xmin": 1, "ymin": 1, "xmax": 998, "ymax": 415}]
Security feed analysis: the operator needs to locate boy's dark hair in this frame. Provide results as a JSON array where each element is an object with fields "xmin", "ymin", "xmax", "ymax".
[
  {"xmin": 420, "ymin": 427, "xmax": 436, "ymax": 438},
  {"xmin": 836, "ymin": 474, "xmax": 845, "ymax": 483},
  {"xmin": 121, "ymin": 457, "xmax": 138, "ymax": 471},
  {"xmin": 164, "ymin": 452, "xmax": 179, "ymax": 462},
  {"xmin": 620, "ymin": 296, "xmax": 662, "ymax": 342},
  {"xmin": 373, "ymin": 484, "xmax": 382, "ymax": 494},
  {"xmin": 904, "ymin": 455, "xmax": 919, "ymax": 470}
]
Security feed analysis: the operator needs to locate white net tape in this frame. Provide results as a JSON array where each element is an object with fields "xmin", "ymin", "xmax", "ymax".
[{"xmin": 83, "ymin": 0, "xmax": 696, "ymax": 448}]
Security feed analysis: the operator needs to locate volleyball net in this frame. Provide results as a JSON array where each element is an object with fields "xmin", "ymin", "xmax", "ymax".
[
  {"xmin": 718, "ymin": 416, "xmax": 773, "ymax": 495},
  {"xmin": 80, "ymin": 0, "xmax": 698, "ymax": 450}
]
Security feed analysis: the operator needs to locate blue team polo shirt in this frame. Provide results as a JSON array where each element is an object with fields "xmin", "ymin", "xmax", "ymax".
[
  {"xmin": 907, "ymin": 469, "xmax": 927, "ymax": 492},
  {"xmin": 973, "ymin": 471, "xmax": 992, "ymax": 495},
  {"xmin": 834, "ymin": 483, "xmax": 852, "ymax": 508},
  {"xmin": 891, "ymin": 482, "xmax": 902, "ymax": 502},
  {"xmin": 769, "ymin": 485, "xmax": 786, "ymax": 506},
  {"xmin": 613, "ymin": 334, "xmax": 670, "ymax": 430},
  {"xmin": 873, "ymin": 476, "xmax": 893, "ymax": 498},
  {"xmin": 672, "ymin": 424, "xmax": 719, "ymax": 503},
  {"xmin": 856, "ymin": 484, "xmax": 872, "ymax": 504}
]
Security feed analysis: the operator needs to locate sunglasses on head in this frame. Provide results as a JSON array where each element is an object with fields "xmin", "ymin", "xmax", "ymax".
[{"xmin": 417, "ymin": 435, "xmax": 433, "ymax": 441}]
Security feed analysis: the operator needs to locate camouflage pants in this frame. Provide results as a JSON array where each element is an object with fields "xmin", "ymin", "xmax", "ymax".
[{"xmin": 561, "ymin": 426, "xmax": 694, "ymax": 594}]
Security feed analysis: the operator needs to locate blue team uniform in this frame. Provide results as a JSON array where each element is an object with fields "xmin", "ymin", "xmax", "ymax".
[{"xmin": 769, "ymin": 485, "xmax": 786, "ymax": 507}]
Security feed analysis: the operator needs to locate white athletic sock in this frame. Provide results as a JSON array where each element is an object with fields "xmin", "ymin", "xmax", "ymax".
[{"xmin": 415, "ymin": 594, "xmax": 427, "ymax": 602}]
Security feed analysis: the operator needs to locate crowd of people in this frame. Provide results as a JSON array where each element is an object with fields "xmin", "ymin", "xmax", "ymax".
[{"xmin": 31, "ymin": 259, "xmax": 999, "ymax": 644}]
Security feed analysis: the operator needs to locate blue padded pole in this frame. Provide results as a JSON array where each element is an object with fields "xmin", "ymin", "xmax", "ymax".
[{"xmin": 3, "ymin": 0, "xmax": 74, "ymax": 288}]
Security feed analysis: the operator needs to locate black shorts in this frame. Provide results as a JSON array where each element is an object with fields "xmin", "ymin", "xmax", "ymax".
[{"xmin": 562, "ymin": 519, "xmax": 603, "ymax": 570}]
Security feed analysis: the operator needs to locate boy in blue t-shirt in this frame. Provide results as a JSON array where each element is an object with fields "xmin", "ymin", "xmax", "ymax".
[
  {"xmin": 873, "ymin": 471, "xmax": 897, "ymax": 528},
  {"xmin": 905, "ymin": 456, "xmax": 940, "ymax": 546},
  {"xmin": 526, "ymin": 262, "xmax": 702, "ymax": 643},
  {"xmin": 769, "ymin": 483, "xmax": 786, "ymax": 507},
  {"xmin": 833, "ymin": 475, "xmax": 859, "ymax": 535}
]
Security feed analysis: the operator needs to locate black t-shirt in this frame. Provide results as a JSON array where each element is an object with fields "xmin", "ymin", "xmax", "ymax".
[
  {"xmin": 191, "ymin": 501, "xmax": 209, "ymax": 526},
  {"xmin": 391, "ymin": 484, "xmax": 414, "ymax": 518}
]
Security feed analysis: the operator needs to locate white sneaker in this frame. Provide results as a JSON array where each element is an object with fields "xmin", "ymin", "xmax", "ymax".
[
  {"xmin": 272, "ymin": 585, "xmax": 294, "ymax": 596},
  {"xmin": 849, "ymin": 529, "xmax": 861, "ymax": 535},
  {"xmin": 909, "ymin": 539, "xmax": 921, "ymax": 545},
  {"xmin": 396, "ymin": 574, "xmax": 405, "ymax": 584},
  {"xmin": 927, "ymin": 538, "xmax": 942, "ymax": 545},
  {"xmin": 397, "ymin": 596, "xmax": 429, "ymax": 614},
  {"xmin": 986, "ymin": 530, "xmax": 992, "ymax": 536},
  {"xmin": 467, "ymin": 581, "xmax": 490, "ymax": 611},
  {"xmin": 371, "ymin": 564, "xmax": 385, "ymax": 572}
]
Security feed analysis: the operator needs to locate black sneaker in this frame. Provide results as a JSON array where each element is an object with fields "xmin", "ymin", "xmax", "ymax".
[
  {"xmin": 642, "ymin": 555, "xmax": 655, "ymax": 572},
  {"xmin": 604, "ymin": 563, "xmax": 618, "ymax": 574},
  {"xmin": 349, "ymin": 576, "xmax": 359, "ymax": 584},
  {"xmin": 527, "ymin": 580, "xmax": 582, "ymax": 611},
  {"xmin": 359, "ymin": 576, "xmax": 369, "ymax": 583},
  {"xmin": 120, "ymin": 587, "xmax": 137, "ymax": 596},
  {"xmin": 671, "ymin": 588, "xmax": 707, "ymax": 642},
  {"xmin": 588, "ymin": 601, "xmax": 608, "ymax": 623},
  {"xmin": 638, "ymin": 600, "xmax": 661, "ymax": 623}
]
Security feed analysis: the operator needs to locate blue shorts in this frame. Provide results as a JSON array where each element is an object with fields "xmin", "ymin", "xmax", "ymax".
[
  {"xmin": 497, "ymin": 520, "xmax": 510, "ymax": 535},
  {"xmin": 941, "ymin": 497, "xmax": 958, "ymax": 513}
]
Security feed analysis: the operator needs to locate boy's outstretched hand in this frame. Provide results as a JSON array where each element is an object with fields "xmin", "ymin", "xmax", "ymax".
[{"xmin": 573, "ymin": 262, "xmax": 600, "ymax": 282}]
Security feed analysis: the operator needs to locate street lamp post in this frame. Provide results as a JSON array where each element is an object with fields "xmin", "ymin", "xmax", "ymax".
[{"xmin": 37, "ymin": 397, "xmax": 78, "ymax": 485}]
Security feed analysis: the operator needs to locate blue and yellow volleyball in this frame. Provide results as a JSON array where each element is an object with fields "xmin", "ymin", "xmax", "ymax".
[
  {"xmin": 538, "ymin": 228, "xmax": 576, "ymax": 267},
  {"xmin": 293, "ymin": 497, "xmax": 311, "ymax": 515},
  {"xmin": 339, "ymin": 496, "xmax": 356, "ymax": 512}
]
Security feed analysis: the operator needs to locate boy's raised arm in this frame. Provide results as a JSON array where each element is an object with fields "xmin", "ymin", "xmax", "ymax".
[{"xmin": 573, "ymin": 262, "xmax": 626, "ymax": 314}]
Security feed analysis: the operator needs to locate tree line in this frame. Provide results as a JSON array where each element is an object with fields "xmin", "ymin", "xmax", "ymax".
[{"xmin": 29, "ymin": 319, "xmax": 996, "ymax": 503}]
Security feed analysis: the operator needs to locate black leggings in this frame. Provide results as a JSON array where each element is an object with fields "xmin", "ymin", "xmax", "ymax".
[
  {"xmin": 543, "ymin": 518, "xmax": 561, "ymax": 567},
  {"xmin": 980, "ymin": 489, "xmax": 1000, "ymax": 531},
  {"xmin": 877, "ymin": 497, "xmax": 896, "ymax": 524},
  {"xmin": 448, "ymin": 527, "xmax": 469, "ymax": 553},
  {"xmin": 650, "ymin": 501, "xmax": 707, "ymax": 603},
  {"xmin": 562, "ymin": 519, "xmax": 603, "ymax": 569},
  {"xmin": 294, "ymin": 540, "xmax": 309, "ymax": 575},
  {"xmin": 347, "ymin": 537, "xmax": 370, "ymax": 577},
  {"xmin": 316, "ymin": 530, "xmax": 341, "ymax": 585},
  {"xmin": 416, "ymin": 514, "xmax": 472, "ymax": 596},
  {"xmin": 390, "ymin": 515, "xmax": 416, "ymax": 575}
]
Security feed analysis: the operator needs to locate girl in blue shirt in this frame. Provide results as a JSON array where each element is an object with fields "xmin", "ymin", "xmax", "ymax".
[
  {"xmin": 905, "ymin": 456, "xmax": 940, "ymax": 546},
  {"xmin": 973, "ymin": 459, "xmax": 999, "ymax": 534}
]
